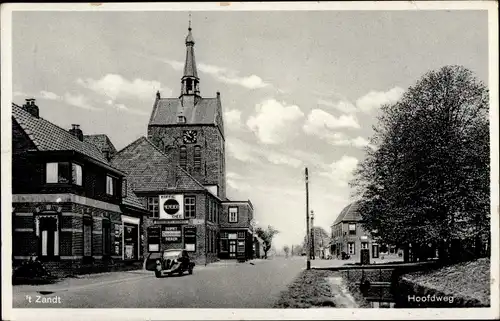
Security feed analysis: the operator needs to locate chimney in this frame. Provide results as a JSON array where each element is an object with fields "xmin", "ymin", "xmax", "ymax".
[
  {"xmin": 69, "ymin": 124, "xmax": 84, "ymax": 141},
  {"xmin": 23, "ymin": 98, "xmax": 39, "ymax": 118}
]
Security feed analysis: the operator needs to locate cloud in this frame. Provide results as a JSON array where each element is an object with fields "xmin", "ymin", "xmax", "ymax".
[
  {"xmin": 104, "ymin": 99, "xmax": 149, "ymax": 116},
  {"xmin": 63, "ymin": 93, "xmax": 101, "ymax": 111},
  {"xmin": 161, "ymin": 57, "xmax": 270, "ymax": 90},
  {"xmin": 224, "ymin": 109, "xmax": 243, "ymax": 131},
  {"xmin": 226, "ymin": 137, "xmax": 303, "ymax": 168},
  {"xmin": 13, "ymin": 91, "xmax": 28, "ymax": 97},
  {"xmin": 247, "ymin": 99, "xmax": 305, "ymax": 144},
  {"xmin": 198, "ymin": 62, "xmax": 270, "ymax": 89},
  {"xmin": 320, "ymin": 155, "xmax": 359, "ymax": 187},
  {"xmin": 317, "ymin": 99, "xmax": 357, "ymax": 114},
  {"xmin": 77, "ymin": 74, "xmax": 169, "ymax": 101},
  {"xmin": 303, "ymin": 109, "xmax": 360, "ymax": 137},
  {"xmin": 40, "ymin": 90, "xmax": 61, "ymax": 100},
  {"xmin": 355, "ymin": 86, "xmax": 404, "ymax": 113},
  {"xmin": 227, "ymin": 172, "xmax": 244, "ymax": 180}
]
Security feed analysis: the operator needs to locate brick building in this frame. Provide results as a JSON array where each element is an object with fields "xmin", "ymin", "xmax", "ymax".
[
  {"xmin": 331, "ymin": 202, "xmax": 380, "ymax": 261},
  {"xmin": 11, "ymin": 100, "xmax": 148, "ymax": 274}
]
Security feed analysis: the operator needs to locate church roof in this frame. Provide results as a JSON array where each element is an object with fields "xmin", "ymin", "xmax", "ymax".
[
  {"xmin": 183, "ymin": 27, "xmax": 198, "ymax": 78},
  {"xmin": 148, "ymin": 97, "xmax": 220, "ymax": 126},
  {"xmin": 110, "ymin": 136, "xmax": 206, "ymax": 193},
  {"xmin": 332, "ymin": 201, "xmax": 362, "ymax": 225}
]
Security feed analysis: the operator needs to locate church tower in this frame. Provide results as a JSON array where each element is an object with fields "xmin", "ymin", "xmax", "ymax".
[{"xmin": 148, "ymin": 21, "xmax": 227, "ymax": 200}]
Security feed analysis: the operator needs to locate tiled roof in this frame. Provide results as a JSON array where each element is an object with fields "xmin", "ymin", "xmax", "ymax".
[
  {"xmin": 148, "ymin": 97, "xmax": 219, "ymax": 126},
  {"xmin": 12, "ymin": 103, "xmax": 111, "ymax": 165},
  {"xmin": 83, "ymin": 134, "xmax": 117, "ymax": 154},
  {"xmin": 122, "ymin": 181, "xmax": 147, "ymax": 210},
  {"xmin": 332, "ymin": 201, "xmax": 362, "ymax": 225},
  {"xmin": 184, "ymin": 33, "xmax": 198, "ymax": 78},
  {"xmin": 110, "ymin": 136, "xmax": 206, "ymax": 193}
]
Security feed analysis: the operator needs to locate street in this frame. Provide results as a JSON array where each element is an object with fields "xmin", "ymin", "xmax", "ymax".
[{"xmin": 13, "ymin": 257, "xmax": 307, "ymax": 309}]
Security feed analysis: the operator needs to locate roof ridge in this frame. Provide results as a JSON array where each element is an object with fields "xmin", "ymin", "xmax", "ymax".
[
  {"xmin": 143, "ymin": 136, "xmax": 173, "ymax": 160},
  {"xmin": 114, "ymin": 136, "xmax": 147, "ymax": 156}
]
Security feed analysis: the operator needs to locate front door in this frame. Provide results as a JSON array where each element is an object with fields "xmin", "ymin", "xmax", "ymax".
[
  {"xmin": 229, "ymin": 240, "xmax": 237, "ymax": 258},
  {"xmin": 39, "ymin": 217, "xmax": 58, "ymax": 258}
]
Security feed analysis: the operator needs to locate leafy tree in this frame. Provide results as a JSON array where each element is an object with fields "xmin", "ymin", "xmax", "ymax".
[
  {"xmin": 351, "ymin": 65, "xmax": 490, "ymax": 262},
  {"xmin": 283, "ymin": 245, "xmax": 290, "ymax": 258},
  {"xmin": 256, "ymin": 225, "xmax": 279, "ymax": 259}
]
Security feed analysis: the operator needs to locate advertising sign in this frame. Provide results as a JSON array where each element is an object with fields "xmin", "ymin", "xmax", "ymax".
[
  {"xmin": 147, "ymin": 226, "xmax": 161, "ymax": 252},
  {"xmin": 162, "ymin": 225, "xmax": 182, "ymax": 242},
  {"xmin": 159, "ymin": 195, "xmax": 184, "ymax": 219},
  {"xmin": 184, "ymin": 226, "xmax": 197, "ymax": 252}
]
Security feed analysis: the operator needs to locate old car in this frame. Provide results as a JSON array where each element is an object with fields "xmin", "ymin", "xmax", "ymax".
[{"xmin": 152, "ymin": 249, "xmax": 195, "ymax": 278}]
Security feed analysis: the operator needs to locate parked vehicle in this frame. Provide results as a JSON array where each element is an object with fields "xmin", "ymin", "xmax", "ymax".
[{"xmin": 148, "ymin": 249, "xmax": 195, "ymax": 278}]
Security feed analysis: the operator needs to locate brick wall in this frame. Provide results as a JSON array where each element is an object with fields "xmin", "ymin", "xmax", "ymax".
[
  {"xmin": 221, "ymin": 202, "xmax": 253, "ymax": 229},
  {"xmin": 147, "ymin": 125, "xmax": 226, "ymax": 199}
]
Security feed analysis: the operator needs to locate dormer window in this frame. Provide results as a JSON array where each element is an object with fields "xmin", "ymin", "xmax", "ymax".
[{"xmin": 178, "ymin": 116, "xmax": 186, "ymax": 123}]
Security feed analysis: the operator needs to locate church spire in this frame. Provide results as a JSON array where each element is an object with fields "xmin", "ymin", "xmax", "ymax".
[{"xmin": 181, "ymin": 14, "xmax": 200, "ymax": 97}]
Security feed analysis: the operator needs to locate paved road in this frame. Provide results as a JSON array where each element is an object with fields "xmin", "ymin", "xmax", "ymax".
[{"xmin": 13, "ymin": 257, "xmax": 306, "ymax": 308}]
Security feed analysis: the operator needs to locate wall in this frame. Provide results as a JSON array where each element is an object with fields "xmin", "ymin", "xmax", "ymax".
[{"xmin": 220, "ymin": 202, "xmax": 253, "ymax": 228}]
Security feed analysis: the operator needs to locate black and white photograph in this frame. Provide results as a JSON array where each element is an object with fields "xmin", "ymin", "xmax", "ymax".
[{"xmin": 1, "ymin": 2, "xmax": 498, "ymax": 320}]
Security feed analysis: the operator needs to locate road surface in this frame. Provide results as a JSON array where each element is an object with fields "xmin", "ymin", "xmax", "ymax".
[{"xmin": 13, "ymin": 257, "xmax": 307, "ymax": 308}]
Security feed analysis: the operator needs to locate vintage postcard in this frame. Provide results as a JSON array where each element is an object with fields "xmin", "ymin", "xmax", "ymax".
[{"xmin": 1, "ymin": 1, "xmax": 499, "ymax": 320}]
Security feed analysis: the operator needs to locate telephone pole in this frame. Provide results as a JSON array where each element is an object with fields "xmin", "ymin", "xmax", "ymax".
[
  {"xmin": 311, "ymin": 210, "xmax": 315, "ymax": 260},
  {"xmin": 305, "ymin": 168, "xmax": 311, "ymax": 270}
]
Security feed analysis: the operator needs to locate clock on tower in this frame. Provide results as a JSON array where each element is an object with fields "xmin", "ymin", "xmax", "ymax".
[{"xmin": 183, "ymin": 130, "xmax": 198, "ymax": 144}]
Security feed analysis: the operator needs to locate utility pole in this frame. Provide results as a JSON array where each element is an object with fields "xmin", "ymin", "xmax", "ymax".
[
  {"xmin": 305, "ymin": 168, "xmax": 311, "ymax": 270},
  {"xmin": 311, "ymin": 210, "xmax": 315, "ymax": 260}
]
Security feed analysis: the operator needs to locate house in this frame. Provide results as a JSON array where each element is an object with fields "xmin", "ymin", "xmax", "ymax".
[
  {"xmin": 11, "ymin": 99, "xmax": 148, "ymax": 274},
  {"xmin": 331, "ymin": 202, "xmax": 380, "ymax": 261}
]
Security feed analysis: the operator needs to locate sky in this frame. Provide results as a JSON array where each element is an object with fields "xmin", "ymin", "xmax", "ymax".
[{"xmin": 11, "ymin": 10, "xmax": 488, "ymax": 250}]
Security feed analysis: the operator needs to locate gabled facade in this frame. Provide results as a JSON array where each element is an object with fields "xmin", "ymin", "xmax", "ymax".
[
  {"xmin": 12, "ymin": 100, "xmax": 147, "ymax": 275},
  {"xmin": 331, "ymin": 202, "xmax": 379, "ymax": 261}
]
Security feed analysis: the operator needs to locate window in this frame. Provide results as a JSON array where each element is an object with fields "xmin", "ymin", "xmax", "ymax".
[
  {"xmin": 179, "ymin": 146, "xmax": 187, "ymax": 170},
  {"xmin": 194, "ymin": 146, "xmax": 201, "ymax": 171},
  {"xmin": 46, "ymin": 162, "xmax": 71, "ymax": 184},
  {"xmin": 221, "ymin": 239, "xmax": 228, "ymax": 252},
  {"xmin": 361, "ymin": 242, "xmax": 369, "ymax": 250},
  {"xmin": 348, "ymin": 242, "xmax": 355, "ymax": 255},
  {"xmin": 147, "ymin": 197, "xmax": 159, "ymax": 218},
  {"xmin": 106, "ymin": 175, "xmax": 115, "ymax": 195},
  {"xmin": 178, "ymin": 116, "xmax": 186, "ymax": 123},
  {"xmin": 83, "ymin": 217, "xmax": 92, "ymax": 257},
  {"xmin": 348, "ymin": 224, "xmax": 356, "ymax": 235},
  {"xmin": 221, "ymin": 232, "xmax": 228, "ymax": 239},
  {"xmin": 208, "ymin": 230, "xmax": 212, "ymax": 253},
  {"xmin": 211, "ymin": 201, "xmax": 216, "ymax": 222},
  {"xmin": 237, "ymin": 231, "xmax": 245, "ymax": 239},
  {"xmin": 229, "ymin": 207, "xmax": 238, "ymax": 223},
  {"xmin": 208, "ymin": 199, "xmax": 213, "ymax": 222},
  {"xmin": 213, "ymin": 231, "xmax": 217, "ymax": 253},
  {"xmin": 72, "ymin": 163, "xmax": 83, "ymax": 186},
  {"xmin": 102, "ymin": 219, "xmax": 111, "ymax": 256},
  {"xmin": 184, "ymin": 196, "xmax": 196, "ymax": 218}
]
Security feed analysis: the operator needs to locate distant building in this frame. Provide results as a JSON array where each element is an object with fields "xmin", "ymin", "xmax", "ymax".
[
  {"xmin": 331, "ymin": 202, "xmax": 380, "ymax": 261},
  {"xmin": 11, "ymin": 100, "xmax": 148, "ymax": 274}
]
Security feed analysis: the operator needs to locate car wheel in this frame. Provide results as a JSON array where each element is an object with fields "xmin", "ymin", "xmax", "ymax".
[
  {"xmin": 188, "ymin": 268, "xmax": 193, "ymax": 275},
  {"xmin": 155, "ymin": 271, "xmax": 161, "ymax": 278}
]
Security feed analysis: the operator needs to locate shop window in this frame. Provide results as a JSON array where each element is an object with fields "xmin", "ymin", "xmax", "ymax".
[
  {"xmin": 184, "ymin": 196, "xmax": 196, "ymax": 218},
  {"xmin": 147, "ymin": 197, "xmax": 159, "ymax": 218},
  {"xmin": 194, "ymin": 146, "xmax": 201, "ymax": 171},
  {"xmin": 221, "ymin": 239, "xmax": 228, "ymax": 252},
  {"xmin": 229, "ymin": 207, "xmax": 238, "ymax": 223},
  {"xmin": 348, "ymin": 242, "xmax": 355, "ymax": 255},
  {"xmin": 72, "ymin": 163, "xmax": 83, "ymax": 186},
  {"xmin": 348, "ymin": 224, "xmax": 356, "ymax": 235},
  {"xmin": 237, "ymin": 240, "xmax": 245, "ymax": 253},
  {"xmin": 179, "ymin": 146, "xmax": 187, "ymax": 170},
  {"xmin": 237, "ymin": 231, "xmax": 245, "ymax": 239},
  {"xmin": 46, "ymin": 162, "xmax": 71, "ymax": 184}
]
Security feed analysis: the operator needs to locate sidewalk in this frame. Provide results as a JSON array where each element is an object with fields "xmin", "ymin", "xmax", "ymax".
[{"xmin": 13, "ymin": 270, "xmax": 151, "ymax": 294}]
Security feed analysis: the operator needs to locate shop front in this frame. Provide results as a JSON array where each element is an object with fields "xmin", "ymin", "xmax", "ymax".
[{"xmin": 122, "ymin": 215, "xmax": 141, "ymax": 261}]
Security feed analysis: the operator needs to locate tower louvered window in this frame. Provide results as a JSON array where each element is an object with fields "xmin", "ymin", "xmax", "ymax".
[
  {"xmin": 194, "ymin": 145, "xmax": 201, "ymax": 171},
  {"xmin": 179, "ymin": 146, "xmax": 187, "ymax": 170}
]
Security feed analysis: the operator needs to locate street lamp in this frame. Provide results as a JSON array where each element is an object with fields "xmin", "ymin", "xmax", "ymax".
[{"xmin": 310, "ymin": 210, "xmax": 315, "ymax": 260}]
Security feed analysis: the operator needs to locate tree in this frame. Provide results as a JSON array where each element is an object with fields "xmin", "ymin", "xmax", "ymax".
[
  {"xmin": 256, "ymin": 225, "xmax": 279, "ymax": 259},
  {"xmin": 351, "ymin": 65, "xmax": 490, "ymax": 263},
  {"xmin": 283, "ymin": 245, "xmax": 290, "ymax": 258}
]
